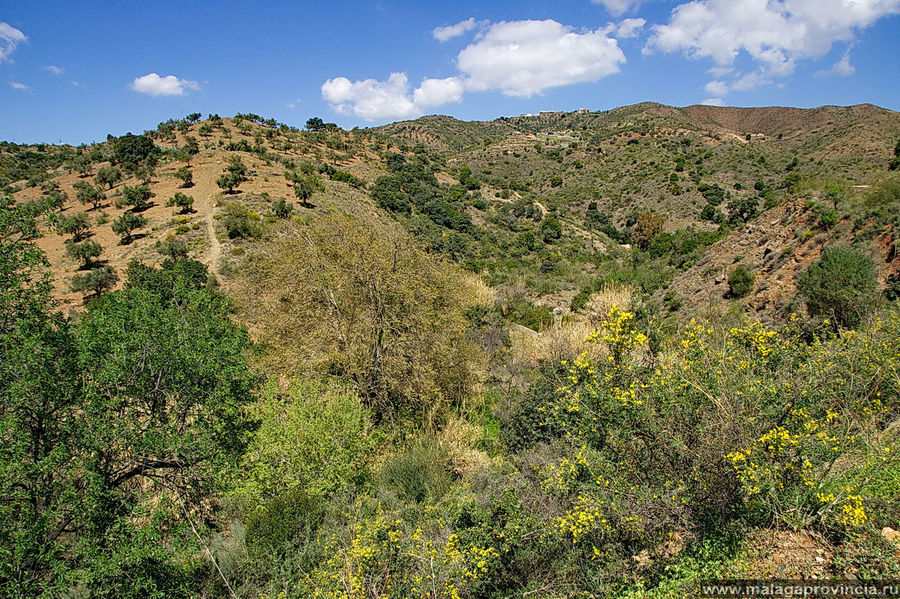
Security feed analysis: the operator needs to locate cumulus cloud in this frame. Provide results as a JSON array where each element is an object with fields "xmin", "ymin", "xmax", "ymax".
[
  {"xmin": 0, "ymin": 22, "xmax": 26, "ymax": 62},
  {"xmin": 9, "ymin": 81, "xmax": 31, "ymax": 92},
  {"xmin": 593, "ymin": 0, "xmax": 643, "ymax": 16},
  {"xmin": 323, "ymin": 18, "xmax": 627, "ymax": 120},
  {"xmin": 44, "ymin": 65, "xmax": 64, "ymax": 75},
  {"xmin": 616, "ymin": 18, "xmax": 647, "ymax": 38},
  {"xmin": 322, "ymin": 72, "xmax": 420, "ymax": 120},
  {"xmin": 129, "ymin": 72, "xmax": 200, "ymax": 96},
  {"xmin": 457, "ymin": 20, "xmax": 625, "ymax": 97},
  {"xmin": 704, "ymin": 79, "xmax": 729, "ymax": 96},
  {"xmin": 413, "ymin": 76, "xmax": 465, "ymax": 108},
  {"xmin": 646, "ymin": 0, "xmax": 900, "ymax": 92},
  {"xmin": 433, "ymin": 18, "xmax": 484, "ymax": 42},
  {"xmin": 701, "ymin": 97, "xmax": 725, "ymax": 106}
]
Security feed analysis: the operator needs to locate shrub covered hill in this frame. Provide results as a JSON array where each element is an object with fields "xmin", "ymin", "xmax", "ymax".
[{"xmin": 2, "ymin": 103, "xmax": 900, "ymax": 597}]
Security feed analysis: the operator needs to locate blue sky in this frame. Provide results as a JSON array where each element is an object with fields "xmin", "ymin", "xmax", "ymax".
[{"xmin": 1, "ymin": 0, "xmax": 898, "ymax": 144}]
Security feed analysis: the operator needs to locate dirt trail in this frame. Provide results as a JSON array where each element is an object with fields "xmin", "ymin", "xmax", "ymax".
[{"xmin": 204, "ymin": 210, "xmax": 222, "ymax": 279}]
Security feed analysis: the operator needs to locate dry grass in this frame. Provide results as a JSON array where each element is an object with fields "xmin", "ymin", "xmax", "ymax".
[
  {"xmin": 509, "ymin": 319, "xmax": 603, "ymax": 367},
  {"xmin": 437, "ymin": 417, "xmax": 490, "ymax": 476},
  {"xmin": 585, "ymin": 283, "xmax": 635, "ymax": 325}
]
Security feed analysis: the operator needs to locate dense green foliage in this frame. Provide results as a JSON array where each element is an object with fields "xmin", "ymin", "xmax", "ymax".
[
  {"xmin": 727, "ymin": 264, "xmax": 755, "ymax": 298},
  {"xmin": 1, "ymin": 197, "xmax": 256, "ymax": 596},
  {"xmin": 799, "ymin": 246, "xmax": 879, "ymax": 328}
]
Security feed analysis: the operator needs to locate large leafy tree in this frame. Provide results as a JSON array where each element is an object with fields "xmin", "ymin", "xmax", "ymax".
[
  {"xmin": 1, "ymin": 196, "xmax": 257, "ymax": 596},
  {"xmin": 113, "ymin": 133, "xmax": 157, "ymax": 173}
]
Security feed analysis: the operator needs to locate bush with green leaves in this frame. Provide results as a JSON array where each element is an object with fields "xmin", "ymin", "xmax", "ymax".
[
  {"xmin": 65, "ymin": 239, "xmax": 102, "ymax": 268},
  {"xmin": 54, "ymin": 211, "xmax": 91, "ymax": 241},
  {"xmin": 221, "ymin": 202, "xmax": 263, "ymax": 239},
  {"xmin": 271, "ymin": 197, "xmax": 293, "ymax": 219},
  {"xmin": 166, "ymin": 191, "xmax": 194, "ymax": 214},
  {"xmin": 216, "ymin": 156, "xmax": 248, "ymax": 193},
  {"xmin": 70, "ymin": 264, "xmax": 118, "ymax": 296},
  {"xmin": 73, "ymin": 180, "xmax": 106, "ymax": 210},
  {"xmin": 113, "ymin": 133, "xmax": 156, "ymax": 172},
  {"xmin": 94, "ymin": 165, "xmax": 122, "ymax": 189},
  {"xmin": 234, "ymin": 381, "xmax": 375, "ymax": 501},
  {"xmin": 727, "ymin": 264, "xmax": 755, "ymax": 298},
  {"xmin": 174, "ymin": 166, "xmax": 193, "ymax": 188},
  {"xmin": 112, "ymin": 212, "xmax": 147, "ymax": 244},
  {"xmin": 798, "ymin": 246, "xmax": 878, "ymax": 329},
  {"xmin": 120, "ymin": 183, "xmax": 154, "ymax": 211}
]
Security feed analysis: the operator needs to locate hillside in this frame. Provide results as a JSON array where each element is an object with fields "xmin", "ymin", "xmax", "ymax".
[{"xmin": 4, "ymin": 104, "xmax": 900, "ymax": 598}]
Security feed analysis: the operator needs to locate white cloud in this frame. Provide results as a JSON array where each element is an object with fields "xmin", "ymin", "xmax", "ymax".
[
  {"xmin": 129, "ymin": 72, "xmax": 200, "ymax": 96},
  {"xmin": 593, "ymin": 0, "xmax": 643, "ymax": 16},
  {"xmin": 322, "ymin": 72, "xmax": 420, "ymax": 120},
  {"xmin": 457, "ymin": 20, "xmax": 625, "ymax": 97},
  {"xmin": 0, "ymin": 22, "xmax": 27, "ymax": 62},
  {"xmin": 701, "ymin": 97, "xmax": 725, "ymax": 106},
  {"xmin": 9, "ymin": 81, "xmax": 31, "ymax": 92},
  {"xmin": 707, "ymin": 65, "xmax": 734, "ymax": 77},
  {"xmin": 44, "ymin": 65, "xmax": 64, "ymax": 75},
  {"xmin": 816, "ymin": 50, "xmax": 855, "ymax": 77},
  {"xmin": 323, "ymin": 18, "xmax": 628, "ymax": 120},
  {"xmin": 433, "ymin": 18, "xmax": 484, "ymax": 42},
  {"xmin": 413, "ymin": 76, "xmax": 465, "ymax": 107},
  {"xmin": 647, "ymin": 0, "xmax": 900, "ymax": 91},
  {"xmin": 704, "ymin": 79, "xmax": 729, "ymax": 96},
  {"xmin": 616, "ymin": 18, "xmax": 647, "ymax": 38}
]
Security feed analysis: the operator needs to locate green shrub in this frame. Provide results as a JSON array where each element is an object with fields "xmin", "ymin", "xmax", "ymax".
[
  {"xmin": 244, "ymin": 488, "xmax": 323, "ymax": 559},
  {"xmin": 798, "ymin": 246, "xmax": 878, "ymax": 328},
  {"xmin": 235, "ymin": 381, "xmax": 374, "ymax": 501},
  {"xmin": 271, "ymin": 197, "xmax": 293, "ymax": 219},
  {"xmin": 377, "ymin": 438, "xmax": 453, "ymax": 504},
  {"xmin": 221, "ymin": 202, "xmax": 263, "ymax": 239},
  {"xmin": 503, "ymin": 299, "xmax": 553, "ymax": 331},
  {"xmin": 727, "ymin": 265, "xmax": 755, "ymax": 298}
]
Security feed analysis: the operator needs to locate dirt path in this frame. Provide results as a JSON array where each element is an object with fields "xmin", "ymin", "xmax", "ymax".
[{"xmin": 204, "ymin": 209, "xmax": 222, "ymax": 279}]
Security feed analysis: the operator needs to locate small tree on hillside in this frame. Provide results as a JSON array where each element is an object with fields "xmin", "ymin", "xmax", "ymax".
[
  {"xmin": 174, "ymin": 166, "xmax": 193, "ymax": 188},
  {"xmin": 166, "ymin": 192, "xmax": 195, "ymax": 214},
  {"xmin": 727, "ymin": 196, "xmax": 760, "ymax": 224},
  {"xmin": 113, "ymin": 133, "xmax": 156, "ymax": 172},
  {"xmin": 72, "ymin": 154, "xmax": 93, "ymax": 177},
  {"xmin": 217, "ymin": 156, "xmax": 248, "ymax": 193},
  {"xmin": 94, "ymin": 165, "xmax": 122, "ymax": 190},
  {"xmin": 540, "ymin": 217, "xmax": 563, "ymax": 243},
  {"xmin": 71, "ymin": 265, "xmax": 118, "ymax": 296},
  {"xmin": 54, "ymin": 212, "xmax": 91, "ymax": 242},
  {"xmin": 65, "ymin": 239, "xmax": 102, "ymax": 269},
  {"xmin": 120, "ymin": 184, "xmax": 155, "ymax": 211},
  {"xmin": 632, "ymin": 210, "xmax": 665, "ymax": 250},
  {"xmin": 73, "ymin": 181, "xmax": 106, "ymax": 210},
  {"xmin": 112, "ymin": 212, "xmax": 147, "ymax": 244}
]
